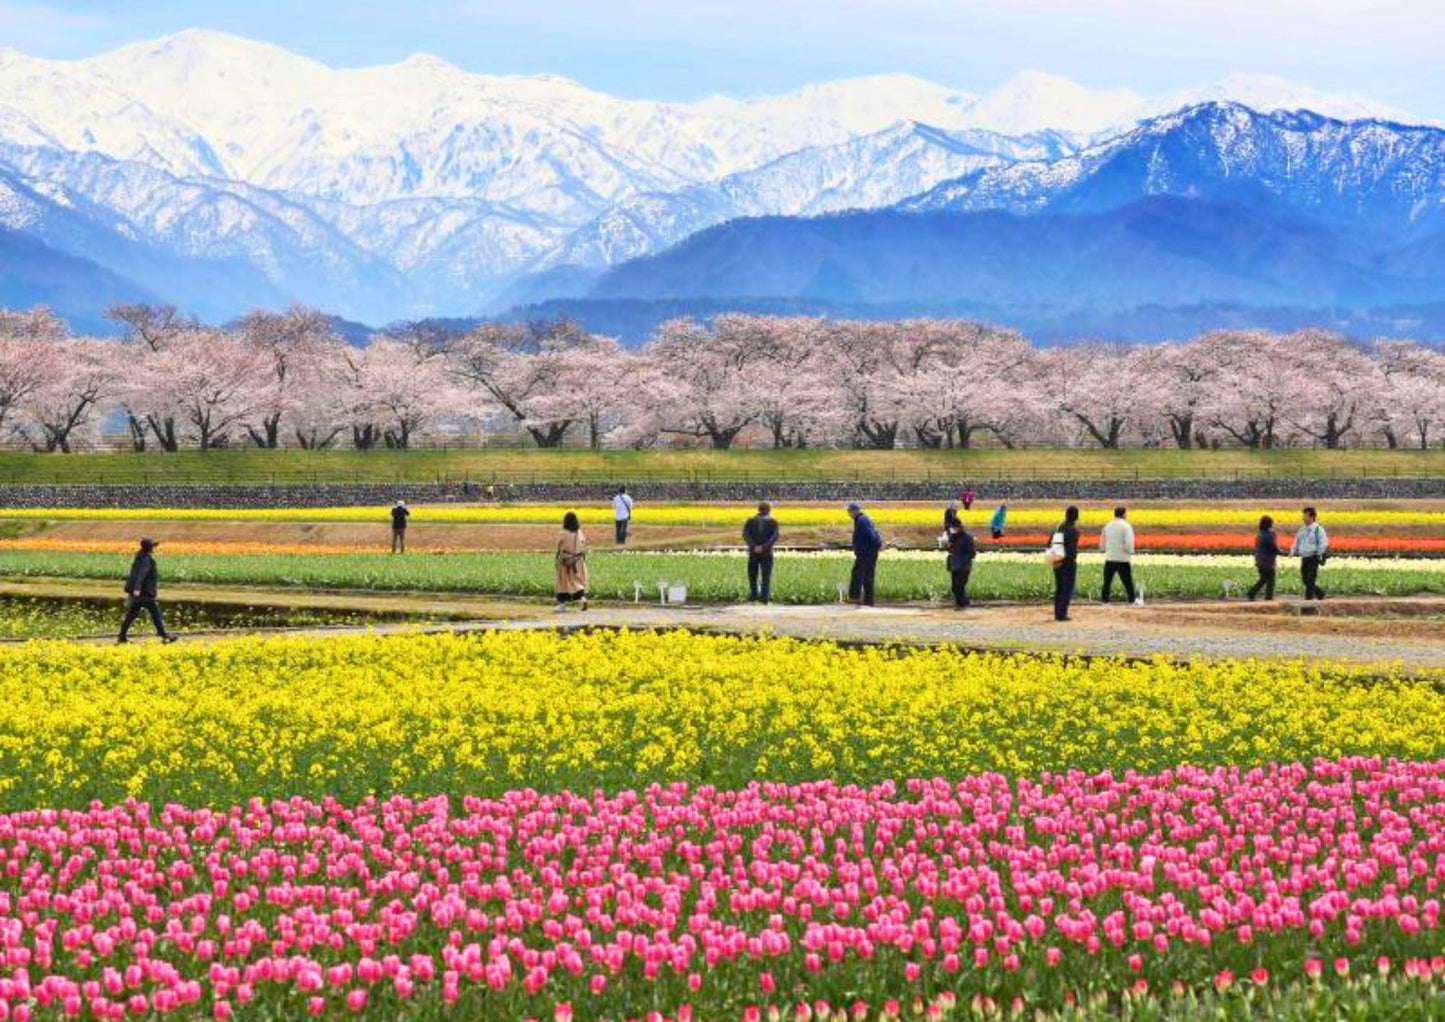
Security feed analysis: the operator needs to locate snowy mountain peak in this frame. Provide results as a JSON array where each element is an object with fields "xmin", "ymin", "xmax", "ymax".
[
  {"xmin": 959, "ymin": 70, "xmax": 1145, "ymax": 135},
  {"xmin": 86, "ymin": 28, "xmax": 328, "ymax": 76},
  {"xmin": 1148, "ymin": 73, "xmax": 1418, "ymax": 126},
  {"xmin": 390, "ymin": 52, "xmax": 463, "ymax": 75}
]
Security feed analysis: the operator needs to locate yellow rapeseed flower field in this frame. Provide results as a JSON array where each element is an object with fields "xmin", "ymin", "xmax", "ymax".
[
  {"xmin": 3, "ymin": 504, "xmax": 1443, "ymax": 528},
  {"xmin": 0, "ymin": 630, "xmax": 1440, "ymax": 810}
]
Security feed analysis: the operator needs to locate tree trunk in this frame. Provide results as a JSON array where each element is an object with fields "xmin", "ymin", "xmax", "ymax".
[
  {"xmin": 709, "ymin": 427, "xmax": 742, "ymax": 450},
  {"xmin": 912, "ymin": 424, "xmax": 943, "ymax": 449},
  {"xmin": 1169, "ymin": 415, "xmax": 1194, "ymax": 449},
  {"xmin": 526, "ymin": 422, "xmax": 571, "ymax": 448},
  {"xmin": 148, "ymin": 415, "xmax": 179, "ymax": 453},
  {"xmin": 1072, "ymin": 412, "xmax": 1122, "ymax": 449},
  {"xmin": 856, "ymin": 420, "xmax": 898, "ymax": 449}
]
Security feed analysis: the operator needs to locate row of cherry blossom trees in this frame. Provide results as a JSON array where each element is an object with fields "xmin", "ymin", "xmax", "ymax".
[{"xmin": 2, "ymin": 305, "xmax": 1443, "ymax": 451}]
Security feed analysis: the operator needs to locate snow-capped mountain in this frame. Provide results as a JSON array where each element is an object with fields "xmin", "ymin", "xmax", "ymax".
[
  {"xmin": 0, "ymin": 29, "xmax": 1437, "ymax": 327},
  {"xmin": 949, "ymin": 71, "xmax": 1145, "ymax": 136},
  {"xmin": 1143, "ymin": 73, "xmax": 1414, "ymax": 125},
  {"xmin": 547, "ymin": 122, "xmax": 1076, "ymax": 270},
  {"xmin": 900, "ymin": 103, "xmax": 1445, "ymax": 237}
]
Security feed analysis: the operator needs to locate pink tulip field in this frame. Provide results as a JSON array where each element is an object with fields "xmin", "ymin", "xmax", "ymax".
[{"xmin": 2, "ymin": 757, "xmax": 1445, "ymax": 1020}]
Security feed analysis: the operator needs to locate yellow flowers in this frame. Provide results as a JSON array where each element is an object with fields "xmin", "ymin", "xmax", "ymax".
[
  {"xmin": 4, "ymin": 504, "xmax": 1444, "ymax": 527},
  {"xmin": 0, "ymin": 629, "xmax": 1441, "ymax": 810}
]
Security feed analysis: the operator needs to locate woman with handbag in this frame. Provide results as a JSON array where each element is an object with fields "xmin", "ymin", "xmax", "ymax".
[
  {"xmin": 554, "ymin": 512, "xmax": 590, "ymax": 612},
  {"xmin": 1048, "ymin": 505, "xmax": 1081, "ymax": 621}
]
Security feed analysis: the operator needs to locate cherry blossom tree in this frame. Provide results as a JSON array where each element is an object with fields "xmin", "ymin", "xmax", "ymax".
[
  {"xmin": 896, "ymin": 321, "xmax": 1035, "ymax": 449},
  {"xmin": 0, "ymin": 308, "xmax": 66, "ymax": 440},
  {"xmin": 1050, "ymin": 344, "xmax": 1161, "ymax": 448},
  {"xmin": 1200, "ymin": 331, "xmax": 1294, "ymax": 449},
  {"xmin": 826, "ymin": 320, "xmax": 914, "ymax": 449},
  {"xmin": 17, "ymin": 338, "xmax": 114, "ymax": 453},
  {"xmin": 448, "ymin": 320, "xmax": 612, "ymax": 448},
  {"xmin": 535, "ymin": 334, "xmax": 651, "ymax": 449},
  {"xmin": 637, "ymin": 316, "xmax": 775, "ymax": 449},
  {"xmin": 1137, "ymin": 338, "xmax": 1227, "ymax": 448},
  {"xmin": 1286, "ymin": 330, "xmax": 1381, "ymax": 449},
  {"xmin": 235, "ymin": 305, "xmax": 346, "ymax": 449},
  {"xmin": 105, "ymin": 303, "xmax": 198, "ymax": 451},
  {"xmin": 145, "ymin": 330, "xmax": 271, "ymax": 450},
  {"xmin": 1373, "ymin": 340, "xmax": 1445, "ymax": 449},
  {"xmin": 346, "ymin": 337, "xmax": 454, "ymax": 449}
]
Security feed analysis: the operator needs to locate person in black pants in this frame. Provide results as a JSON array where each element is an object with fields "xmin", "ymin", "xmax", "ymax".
[
  {"xmin": 743, "ymin": 501, "xmax": 780, "ymax": 604},
  {"xmin": 1052, "ymin": 506, "xmax": 1081, "ymax": 621},
  {"xmin": 390, "ymin": 500, "xmax": 410, "ymax": 553},
  {"xmin": 946, "ymin": 520, "xmax": 976, "ymax": 608},
  {"xmin": 118, "ymin": 537, "xmax": 176, "ymax": 644},
  {"xmin": 846, "ymin": 502, "xmax": 882, "ymax": 606},
  {"xmin": 1249, "ymin": 515, "xmax": 1281, "ymax": 601},
  {"xmin": 1290, "ymin": 506, "xmax": 1330, "ymax": 601}
]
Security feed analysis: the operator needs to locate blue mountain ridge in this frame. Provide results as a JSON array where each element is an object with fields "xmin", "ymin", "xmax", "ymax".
[{"xmin": 557, "ymin": 103, "xmax": 1445, "ymax": 336}]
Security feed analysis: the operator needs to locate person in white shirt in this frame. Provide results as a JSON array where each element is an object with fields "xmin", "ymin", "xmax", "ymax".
[
  {"xmin": 612, "ymin": 486, "xmax": 634, "ymax": 545},
  {"xmin": 1099, "ymin": 506, "xmax": 1137, "ymax": 603},
  {"xmin": 1289, "ymin": 506, "xmax": 1329, "ymax": 600}
]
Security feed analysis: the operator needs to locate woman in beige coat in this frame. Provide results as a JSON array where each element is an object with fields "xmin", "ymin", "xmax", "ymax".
[{"xmin": 554, "ymin": 511, "xmax": 589, "ymax": 611}]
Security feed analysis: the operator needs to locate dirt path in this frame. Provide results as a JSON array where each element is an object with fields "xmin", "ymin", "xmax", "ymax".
[{"xmin": 8, "ymin": 578, "xmax": 1445, "ymax": 668}]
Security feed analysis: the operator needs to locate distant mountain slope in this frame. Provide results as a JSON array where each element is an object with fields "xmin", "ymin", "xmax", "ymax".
[
  {"xmin": 499, "ymin": 296, "xmax": 1445, "ymax": 346},
  {"xmin": 903, "ymin": 103, "xmax": 1445, "ymax": 239},
  {"xmin": 589, "ymin": 197, "xmax": 1441, "ymax": 310},
  {"xmin": 543, "ymin": 122, "xmax": 1074, "ymax": 271},
  {"xmin": 0, "ymin": 227, "xmax": 154, "ymax": 332},
  {"xmin": 0, "ymin": 160, "xmax": 285, "ymax": 319}
]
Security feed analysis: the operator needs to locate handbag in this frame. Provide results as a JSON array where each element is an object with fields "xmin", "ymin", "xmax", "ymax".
[{"xmin": 1044, "ymin": 530, "xmax": 1066, "ymax": 568}]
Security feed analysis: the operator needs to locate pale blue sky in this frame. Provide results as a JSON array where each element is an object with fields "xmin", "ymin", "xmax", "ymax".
[{"xmin": 2, "ymin": 0, "xmax": 1440, "ymax": 116}]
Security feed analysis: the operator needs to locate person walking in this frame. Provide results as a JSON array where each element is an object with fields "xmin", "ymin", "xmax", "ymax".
[
  {"xmin": 1050, "ymin": 505, "xmax": 1081, "ymax": 621},
  {"xmin": 743, "ymin": 501, "xmax": 780, "ymax": 604},
  {"xmin": 554, "ymin": 512, "xmax": 589, "ymax": 612},
  {"xmin": 1290, "ymin": 506, "xmax": 1329, "ymax": 601},
  {"xmin": 846, "ymin": 502, "xmax": 883, "ymax": 606},
  {"xmin": 612, "ymin": 486, "xmax": 634, "ymax": 546},
  {"xmin": 390, "ymin": 500, "xmax": 410, "ymax": 553},
  {"xmin": 945, "ymin": 519, "xmax": 977, "ymax": 609},
  {"xmin": 1099, "ymin": 506, "xmax": 1137, "ymax": 604},
  {"xmin": 1249, "ymin": 514, "xmax": 1281, "ymax": 601},
  {"xmin": 960, "ymin": 489, "xmax": 976, "ymax": 511},
  {"xmin": 989, "ymin": 503, "xmax": 1008, "ymax": 540},
  {"xmin": 117, "ymin": 538, "xmax": 176, "ymax": 644}
]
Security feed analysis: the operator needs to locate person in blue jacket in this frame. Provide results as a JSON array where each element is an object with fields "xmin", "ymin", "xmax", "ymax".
[
  {"xmin": 989, "ymin": 503, "xmax": 1009, "ymax": 539},
  {"xmin": 846, "ymin": 502, "xmax": 883, "ymax": 606}
]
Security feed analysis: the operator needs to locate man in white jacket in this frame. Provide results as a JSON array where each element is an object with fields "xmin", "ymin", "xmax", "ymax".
[
  {"xmin": 612, "ymin": 485, "xmax": 634, "ymax": 546},
  {"xmin": 1099, "ymin": 506, "xmax": 1137, "ymax": 604},
  {"xmin": 1290, "ymin": 506, "xmax": 1329, "ymax": 600}
]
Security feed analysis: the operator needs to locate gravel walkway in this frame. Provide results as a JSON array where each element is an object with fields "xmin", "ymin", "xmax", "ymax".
[
  {"xmin": 7, "ymin": 578, "xmax": 1443, "ymax": 668},
  {"xmin": 524, "ymin": 601, "xmax": 1445, "ymax": 668}
]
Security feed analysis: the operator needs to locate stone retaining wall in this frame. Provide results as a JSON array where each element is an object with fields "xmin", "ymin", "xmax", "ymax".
[{"xmin": 0, "ymin": 477, "xmax": 1440, "ymax": 509}]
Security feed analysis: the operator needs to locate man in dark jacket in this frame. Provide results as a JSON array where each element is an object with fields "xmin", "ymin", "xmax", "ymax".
[
  {"xmin": 743, "ymin": 501, "xmax": 780, "ymax": 604},
  {"xmin": 390, "ymin": 500, "xmax": 410, "ymax": 553},
  {"xmin": 847, "ymin": 502, "xmax": 883, "ymax": 606},
  {"xmin": 946, "ymin": 522, "xmax": 977, "ymax": 609},
  {"xmin": 1052, "ymin": 505, "xmax": 1081, "ymax": 621},
  {"xmin": 1249, "ymin": 514, "xmax": 1281, "ymax": 601},
  {"xmin": 118, "ymin": 538, "xmax": 176, "ymax": 643}
]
